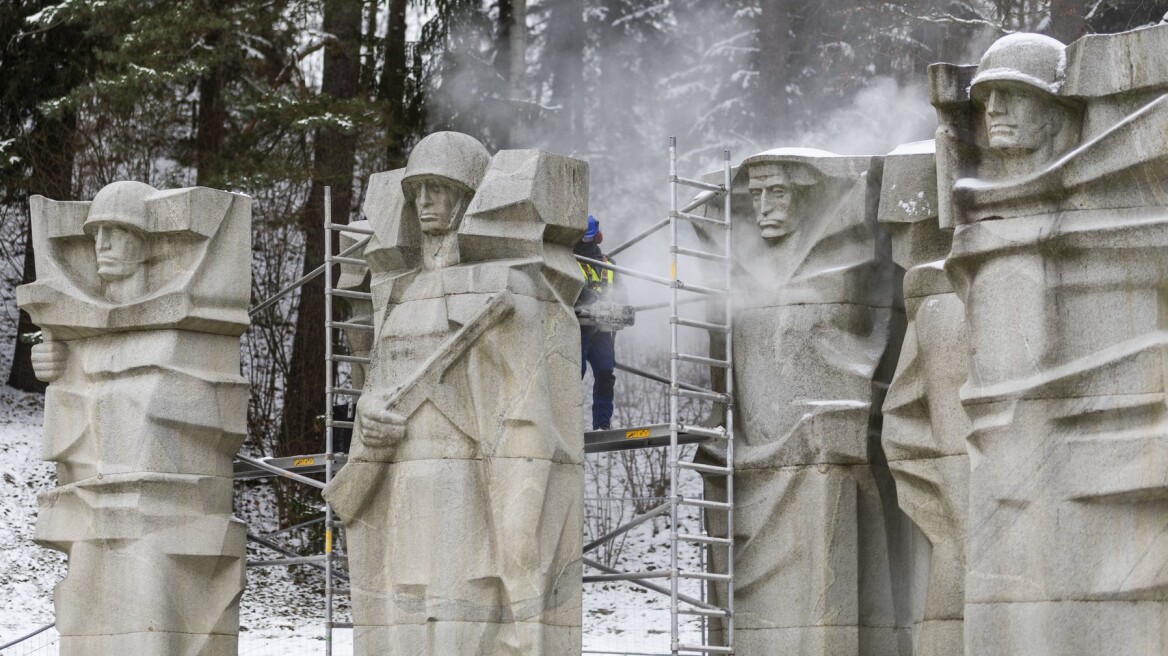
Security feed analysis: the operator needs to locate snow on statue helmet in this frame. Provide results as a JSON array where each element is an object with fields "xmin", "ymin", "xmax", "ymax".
[
  {"xmin": 83, "ymin": 181, "xmax": 157, "ymax": 234},
  {"xmin": 401, "ymin": 131, "xmax": 491, "ymax": 196},
  {"xmin": 971, "ymin": 33, "xmax": 1067, "ymax": 98}
]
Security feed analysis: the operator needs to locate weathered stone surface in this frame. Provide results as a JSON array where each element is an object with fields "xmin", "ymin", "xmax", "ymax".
[
  {"xmin": 324, "ymin": 132, "xmax": 587, "ymax": 655},
  {"xmin": 931, "ymin": 24, "xmax": 1168, "ymax": 655},
  {"xmin": 878, "ymin": 140, "xmax": 970, "ymax": 656},
  {"xmin": 698, "ymin": 149, "xmax": 912, "ymax": 654},
  {"xmin": 17, "ymin": 181, "xmax": 251, "ymax": 656}
]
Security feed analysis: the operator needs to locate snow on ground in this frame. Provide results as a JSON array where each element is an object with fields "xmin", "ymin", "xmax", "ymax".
[
  {"xmin": 582, "ymin": 463, "xmax": 710, "ymax": 654},
  {"xmin": 0, "ymin": 386, "xmax": 60, "ymax": 635}
]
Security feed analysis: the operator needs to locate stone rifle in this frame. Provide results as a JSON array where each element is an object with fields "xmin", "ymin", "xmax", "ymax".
[{"xmin": 350, "ymin": 289, "xmax": 515, "ymax": 463}]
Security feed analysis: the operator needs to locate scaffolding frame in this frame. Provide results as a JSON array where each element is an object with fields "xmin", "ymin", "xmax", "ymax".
[
  {"xmin": 237, "ymin": 137, "xmax": 737, "ymax": 655},
  {"xmin": 578, "ymin": 139, "xmax": 735, "ymax": 655},
  {"xmin": 232, "ymin": 186, "xmax": 372, "ymax": 653}
]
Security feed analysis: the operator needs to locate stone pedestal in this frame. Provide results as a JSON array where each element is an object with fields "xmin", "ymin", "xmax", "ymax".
[
  {"xmin": 17, "ymin": 182, "xmax": 251, "ymax": 656},
  {"xmin": 325, "ymin": 133, "xmax": 588, "ymax": 655}
]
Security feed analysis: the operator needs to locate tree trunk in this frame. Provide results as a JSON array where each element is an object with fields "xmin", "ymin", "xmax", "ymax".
[
  {"xmin": 8, "ymin": 112, "xmax": 75, "ymax": 393},
  {"xmin": 595, "ymin": 0, "xmax": 633, "ymax": 151},
  {"xmin": 755, "ymin": 0, "xmax": 794, "ymax": 145},
  {"xmin": 195, "ymin": 0, "xmax": 227, "ymax": 186},
  {"xmin": 280, "ymin": 0, "xmax": 363, "ymax": 460},
  {"xmin": 195, "ymin": 70, "xmax": 225, "ymax": 186},
  {"xmin": 1048, "ymin": 0, "xmax": 1088, "ymax": 43},
  {"xmin": 496, "ymin": 0, "xmax": 513, "ymax": 86},
  {"xmin": 546, "ymin": 0, "xmax": 584, "ymax": 144},
  {"xmin": 379, "ymin": 0, "xmax": 410, "ymax": 169},
  {"xmin": 493, "ymin": 0, "xmax": 526, "ymax": 146},
  {"xmin": 506, "ymin": 0, "xmax": 527, "ymax": 101}
]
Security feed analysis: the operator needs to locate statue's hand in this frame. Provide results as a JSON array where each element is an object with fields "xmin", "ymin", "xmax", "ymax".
[
  {"xmin": 356, "ymin": 391, "xmax": 408, "ymax": 448},
  {"xmin": 31, "ymin": 341, "xmax": 67, "ymax": 383}
]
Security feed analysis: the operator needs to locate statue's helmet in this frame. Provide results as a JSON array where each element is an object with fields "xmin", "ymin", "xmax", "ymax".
[
  {"xmin": 83, "ymin": 181, "xmax": 157, "ymax": 235},
  {"xmin": 971, "ymin": 33, "xmax": 1067, "ymax": 97},
  {"xmin": 401, "ymin": 132, "xmax": 491, "ymax": 196}
]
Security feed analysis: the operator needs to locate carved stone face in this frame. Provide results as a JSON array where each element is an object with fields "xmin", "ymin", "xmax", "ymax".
[
  {"xmin": 747, "ymin": 163, "xmax": 808, "ymax": 241},
  {"xmin": 94, "ymin": 224, "xmax": 146, "ymax": 281},
  {"xmin": 749, "ymin": 176, "xmax": 793, "ymax": 240},
  {"xmin": 409, "ymin": 177, "xmax": 468, "ymax": 236},
  {"xmin": 982, "ymin": 83, "xmax": 1059, "ymax": 154}
]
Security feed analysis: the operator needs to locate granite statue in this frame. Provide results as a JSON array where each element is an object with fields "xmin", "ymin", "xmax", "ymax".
[
  {"xmin": 324, "ymin": 132, "xmax": 588, "ymax": 655},
  {"xmin": 17, "ymin": 181, "xmax": 252, "ymax": 655},
  {"xmin": 932, "ymin": 25, "xmax": 1168, "ymax": 655},
  {"xmin": 698, "ymin": 149, "xmax": 911, "ymax": 654}
]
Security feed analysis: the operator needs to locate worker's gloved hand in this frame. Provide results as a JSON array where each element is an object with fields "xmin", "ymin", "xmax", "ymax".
[
  {"xmin": 31, "ymin": 341, "xmax": 67, "ymax": 383},
  {"xmin": 355, "ymin": 391, "xmax": 408, "ymax": 449}
]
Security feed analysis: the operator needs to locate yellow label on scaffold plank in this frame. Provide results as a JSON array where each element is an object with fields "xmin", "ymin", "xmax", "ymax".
[
  {"xmin": 325, "ymin": 529, "xmax": 332, "ymax": 553},
  {"xmin": 293, "ymin": 457, "xmax": 315, "ymax": 467},
  {"xmin": 625, "ymin": 428, "xmax": 651, "ymax": 439}
]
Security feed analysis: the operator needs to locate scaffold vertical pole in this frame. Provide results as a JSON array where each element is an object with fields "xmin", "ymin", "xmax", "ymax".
[
  {"xmin": 664, "ymin": 140, "xmax": 735, "ymax": 654},
  {"xmin": 668, "ymin": 137, "xmax": 681, "ymax": 655},
  {"xmin": 668, "ymin": 137, "xmax": 685, "ymax": 655},
  {"xmin": 323, "ymin": 185, "xmax": 335, "ymax": 656},
  {"xmin": 723, "ymin": 148, "xmax": 736, "ymax": 651}
]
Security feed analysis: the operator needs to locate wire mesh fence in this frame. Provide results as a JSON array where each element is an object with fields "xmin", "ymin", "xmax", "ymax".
[
  {"xmin": 0, "ymin": 625, "xmax": 57, "ymax": 655},
  {"xmin": 0, "ymin": 626, "xmax": 355, "ymax": 656}
]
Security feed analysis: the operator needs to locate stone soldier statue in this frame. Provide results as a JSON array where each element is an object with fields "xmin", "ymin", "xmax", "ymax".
[
  {"xmin": 933, "ymin": 26, "xmax": 1168, "ymax": 654},
  {"xmin": 17, "ymin": 181, "xmax": 251, "ymax": 656},
  {"xmin": 699, "ymin": 149, "xmax": 911, "ymax": 654},
  {"xmin": 325, "ymin": 132, "xmax": 588, "ymax": 655}
]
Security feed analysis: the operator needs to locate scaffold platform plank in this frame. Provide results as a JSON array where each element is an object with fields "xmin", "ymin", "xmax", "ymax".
[
  {"xmin": 233, "ymin": 423, "xmax": 714, "ymax": 481},
  {"xmin": 583, "ymin": 423, "xmax": 711, "ymax": 453},
  {"xmin": 233, "ymin": 453, "xmax": 349, "ymax": 481}
]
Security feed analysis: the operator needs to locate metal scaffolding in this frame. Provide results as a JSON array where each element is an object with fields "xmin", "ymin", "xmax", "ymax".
[
  {"xmin": 232, "ymin": 137, "xmax": 739, "ymax": 655},
  {"xmin": 233, "ymin": 185, "xmax": 370, "ymax": 654},
  {"xmin": 321, "ymin": 187, "xmax": 373, "ymax": 652},
  {"xmin": 578, "ymin": 139, "xmax": 735, "ymax": 655}
]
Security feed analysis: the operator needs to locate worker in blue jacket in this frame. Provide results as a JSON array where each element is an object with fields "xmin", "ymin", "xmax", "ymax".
[{"xmin": 575, "ymin": 215, "xmax": 620, "ymax": 430}]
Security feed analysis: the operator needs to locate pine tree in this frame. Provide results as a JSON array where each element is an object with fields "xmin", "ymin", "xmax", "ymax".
[
  {"xmin": 280, "ymin": 0, "xmax": 365, "ymax": 462},
  {"xmin": 0, "ymin": 0, "xmax": 97, "ymax": 392}
]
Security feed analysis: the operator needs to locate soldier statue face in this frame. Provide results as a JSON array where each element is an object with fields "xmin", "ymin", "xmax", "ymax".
[
  {"xmin": 969, "ymin": 32, "xmax": 1080, "ymax": 179},
  {"xmin": 94, "ymin": 224, "xmax": 147, "ymax": 282},
  {"xmin": 981, "ymin": 83, "xmax": 1063, "ymax": 155},
  {"xmin": 408, "ymin": 176, "xmax": 469, "ymax": 236},
  {"xmin": 747, "ymin": 163, "xmax": 812, "ymax": 242}
]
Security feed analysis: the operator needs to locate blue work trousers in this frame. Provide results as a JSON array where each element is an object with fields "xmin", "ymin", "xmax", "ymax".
[{"xmin": 581, "ymin": 327, "xmax": 616, "ymax": 430}]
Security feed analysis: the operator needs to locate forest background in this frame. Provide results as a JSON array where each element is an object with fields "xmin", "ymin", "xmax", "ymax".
[{"xmin": 1, "ymin": 0, "xmax": 1165, "ymax": 528}]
